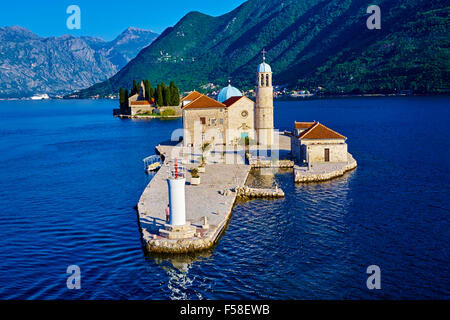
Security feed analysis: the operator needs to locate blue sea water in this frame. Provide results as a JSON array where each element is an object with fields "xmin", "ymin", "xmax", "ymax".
[{"xmin": 0, "ymin": 97, "xmax": 448, "ymax": 300}]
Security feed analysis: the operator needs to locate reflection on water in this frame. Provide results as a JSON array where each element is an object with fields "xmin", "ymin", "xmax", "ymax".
[
  {"xmin": 146, "ymin": 168, "xmax": 356, "ymax": 300},
  {"xmin": 147, "ymin": 250, "xmax": 214, "ymax": 300}
]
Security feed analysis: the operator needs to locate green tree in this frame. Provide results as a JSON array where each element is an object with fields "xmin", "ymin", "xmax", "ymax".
[
  {"xmin": 163, "ymin": 86, "xmax": 171, "ymax": 106},
  {"xmin": 131, "ymin": 80, "xmax": 138, "ymax": 95},
  {"xmin": 156, "ymin": 84, "xmax": 164, "ymax": 107},
  {"xmin": 119, "ymin": 87, "xmax": 125, "ymax": 106},
  {"xmin": 124, "ymin": 89, "xmax": 129, "ymax": 106},
  {"xmin": 169, "ymin": 81, "xmax": 180, "ymax": 105},
  {"xmin": 144, "ymin": 80, "xmax": 151, "ymax": 101}
]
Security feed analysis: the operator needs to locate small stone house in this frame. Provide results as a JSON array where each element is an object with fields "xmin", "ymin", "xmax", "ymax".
[{"xmin": 291, "ymin": 121, "xmax": 348, "ymax": 163}]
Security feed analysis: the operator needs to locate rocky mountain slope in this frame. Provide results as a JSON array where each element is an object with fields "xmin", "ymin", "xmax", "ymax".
[
  {"xmin": 0, "ymin": 26, "xmax": 158, "ymax": 98},
  {"xmin": 77, "ymin": 0, "xmax": 449, "ymax": 97}
]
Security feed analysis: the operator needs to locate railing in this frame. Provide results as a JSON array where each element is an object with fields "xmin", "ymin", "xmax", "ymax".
[{"xmin": 166, "ymin": 158, "xmax": 185, "ymax": 179}]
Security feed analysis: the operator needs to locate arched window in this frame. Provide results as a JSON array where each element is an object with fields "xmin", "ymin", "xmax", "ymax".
[
  {"xmin": 260, "ymin": 74, "xmax": 264, "ymax": 87},
  {"xmin": 266, "ymin": 74, "xmax": 269, "ymax": 87}
]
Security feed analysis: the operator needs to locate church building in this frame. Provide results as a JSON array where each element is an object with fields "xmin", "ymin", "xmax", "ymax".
[{"xmin": 182, "ymin": 53, "xmax": 274, "ymax": 148}]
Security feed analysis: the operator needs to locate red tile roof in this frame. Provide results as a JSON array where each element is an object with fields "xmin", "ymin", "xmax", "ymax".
[
  {"xmin": 299, "ymin": 122, "xmax": 346, "ymax": 139},
  {"xmin": 181, "ymin": 90, "xmax": 203, "ymax": 102},
  {"xmin": 294, "ymin": 122, "xmax": 315, "ymax": 129},
  {"xmin": 182, "ymin": 94, "xmax": 226, "ymax": 109},
  {"xmin": 223, "ymin": 96, "xmax": 244, "ymax": 107},
  {"xmin": 130, "ymin": 100, "xmax": 152, "ymax": 106}
]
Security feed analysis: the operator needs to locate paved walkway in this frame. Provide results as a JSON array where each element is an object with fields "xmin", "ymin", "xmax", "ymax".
[
  {"xmin": 136, "ymin": 131, "xmax": 291, "ymax": 253},
  {"xmin": 137, "ymin": 146, "xmax": 250, "ymax": 253}
]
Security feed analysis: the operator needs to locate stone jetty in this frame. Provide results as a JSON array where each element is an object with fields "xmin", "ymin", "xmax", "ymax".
[
  {"xmin": 247, "ymin": 154, "xmax": 294, "ymax": 169},
  {"xmin": 294, "ymin": 153, "xmax": 357, "ymax": 183},
  {"xmin": 235, "ymin": 186, "xmax": 285, "ymax": 198},
  {"xmin": 136, "ymin": 133, "xmax": 292, "ymax": 254},
  {"xmin": 137, "ymin": 145, "xmax": 251, "ymax": 253}
]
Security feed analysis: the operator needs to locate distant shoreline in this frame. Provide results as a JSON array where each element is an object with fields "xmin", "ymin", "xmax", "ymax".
[
  {"xmin": 274, "ymin": 92, "xmax": 450, "ymax": 101},
  {"xmin": 1, "ymin": 92, "xmax": 448, "ymax": 102}
]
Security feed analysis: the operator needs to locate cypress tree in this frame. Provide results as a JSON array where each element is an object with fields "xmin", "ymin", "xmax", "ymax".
[
  {"xmin": 169, "ymin": 81, "xmax": 180, "ymax": 106},
  {"xmin": 149, "ymin": 85, "xmax": 154, "ymax": 102},
  {"xmin": 163, "ymin": 86, "xmax": 170, "ymax": 106},
  {"xmin": 173, "ymin": 85, "xmax": 180, "ymax": 105},
  {"xmin": 132, "ymin": 80, "xmax": 138, "ymax": 95},
  {"xmin": 119, "ymin": 87, "xmax": 124, "ymax": 106},
  {"xmin": 156, "ymin": 84, "xmax": 163, "ymax": 107},
  {"xmin": 124, "ymin": 89, "xmax": 129, "ymax": 107},
  {"xmin": 144, "ymin": 80, "xmax": 151, "ymax": 101}
]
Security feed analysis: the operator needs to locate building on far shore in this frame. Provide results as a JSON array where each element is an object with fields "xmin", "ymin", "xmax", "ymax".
[
  {"xmin": 117, "ymin": 80, "xmax": 183, "ymax": 117},
  {"xmin": 119, "ymin": 81, "xmax": 155, "ymax": 116},
  {"xmin": 291, "ymin": 121, "xmax": 348, "ymax": 164}
]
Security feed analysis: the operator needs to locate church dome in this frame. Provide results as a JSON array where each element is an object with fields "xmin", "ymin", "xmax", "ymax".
[
  {"xmin": 217, "ymin": 83, "xmax": 242, "ymax": 103},
  {"xmin": 257, "ymin": 62, "xmax": 272, "ymax": 73}
]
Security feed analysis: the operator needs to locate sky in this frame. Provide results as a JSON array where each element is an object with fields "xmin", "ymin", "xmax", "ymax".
[{"xmin": 0, "ymin": 0, "xmax": 247, "ymax": 40}]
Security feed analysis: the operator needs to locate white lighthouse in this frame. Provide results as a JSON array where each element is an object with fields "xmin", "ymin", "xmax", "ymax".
[
  {"xmin": 255, "ymin": 49, "xmax": 274, "ymax": 147},
  {"xmin": 167, "ymin": 158, "xmax": 186, "ymax": 226},
  {"xmin": 159, "ymin": 158, "xmax": 196, "ymax": 239}
]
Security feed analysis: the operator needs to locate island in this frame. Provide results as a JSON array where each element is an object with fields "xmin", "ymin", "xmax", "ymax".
[
  {"xmin": 134, "ymin": 53, "xmax": 357, "ymax": 253},
  {"xmin": 114, "ymin": 80, "xmax": 182, "ymax": 118}
]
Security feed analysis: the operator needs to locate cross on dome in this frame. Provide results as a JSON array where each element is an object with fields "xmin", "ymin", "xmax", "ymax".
[{"xmin": 257, "ymin": 48, "xmax": 272, "ymax": 73}]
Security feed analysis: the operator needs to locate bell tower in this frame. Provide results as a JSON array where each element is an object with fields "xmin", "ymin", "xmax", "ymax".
[{"xmin": 255, "ymin": 49, "xmax": 274, "ymax": 146}]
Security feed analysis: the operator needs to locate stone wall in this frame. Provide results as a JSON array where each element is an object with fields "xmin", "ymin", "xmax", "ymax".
[
  {"xmin": 307, "ymin": 142, "xmax": 348, "ymax": 162},
  {"xmin": 294, "ymin": 153, "xmax": 357, "ymax": 182},
  {"xmin": 131, "ymin": 105, "xmax": 154, "ymax": 116},
  {"xmin": 235, "ymin": 186, "xmax": 284, "ymax": 198},
  {"xmin": 247, "ymin": 154, "xmax": 294, "ymax": 168},
  {"xmin": 183, "ymin": 107, "xmax": 228, "ymax": 147},
  {"xmin": 291, "ymin": 136, "xmax": 348, "ymax": 163},
  {"xmin": 155, "ymin": 106, "xmax": 182, "ymax": 116}
]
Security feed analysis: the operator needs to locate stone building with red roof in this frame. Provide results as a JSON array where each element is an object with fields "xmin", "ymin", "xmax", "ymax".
[
  {"xmin": 181, "ymin": 92, "xmax": 255, "ymax": 147},
  {"xmin": 123, "ymin": 81, "xmax": 156, "ymax": 116},
  {"xmin": 291, "ymin": 121, "xmax": 349, "ymax": 163}
]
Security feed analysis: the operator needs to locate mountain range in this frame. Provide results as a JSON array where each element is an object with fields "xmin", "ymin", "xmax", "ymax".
[
  {"xmin": 77, "ymin": 0, "xmax": 449, "ymax": 97},
  {"xmin": 0, "ymin": 26, "xmax": 159, "ymax": 98}
]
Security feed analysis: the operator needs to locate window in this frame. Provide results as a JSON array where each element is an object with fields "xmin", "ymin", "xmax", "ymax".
[
  {"xmin": 219, "ymin": 118, "xmax": 224, "ymax": 125},
  {"xmin": 266, "ymin": 74, "xmax": 270, "ymax": 87},
  {"xmin": 210, "ymin": 118, "xmax": 216, "ymax": 126},
  {"xmin": 200, "ymin": 117, "xmax": 206, "ymax": 125}
]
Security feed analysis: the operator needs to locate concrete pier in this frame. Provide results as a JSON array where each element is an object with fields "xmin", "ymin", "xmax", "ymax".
[
  {"xmin": 136, "ymin": 132, "xmax": 292, "ymax": 253},
  {"xmin": 137, "ymin": 146, "xmax": 251, "ymax": 253}
]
